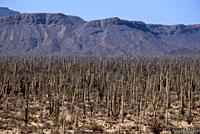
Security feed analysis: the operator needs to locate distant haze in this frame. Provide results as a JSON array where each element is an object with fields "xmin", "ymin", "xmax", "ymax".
[{"xmin": 0, "ymin": 0, "xmax": 200, "ymax": 25}]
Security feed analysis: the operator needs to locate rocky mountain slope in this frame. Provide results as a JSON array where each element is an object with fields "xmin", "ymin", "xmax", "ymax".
[
  {"xmin": 0, "ymin": 11, "xmax": 200, "ymax": 56},
  {"xmin": 0, "ymin": 7, "xmax": 20, "ymax": 18}
]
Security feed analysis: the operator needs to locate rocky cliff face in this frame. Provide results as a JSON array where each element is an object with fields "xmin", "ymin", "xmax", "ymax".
[
  {"xmin": 0, "ymin": 7, "xmax": 20, "ymax": 18},
  {"xmin": 0, "ymin": 12, "xmax": 200, "ymax": 56}
]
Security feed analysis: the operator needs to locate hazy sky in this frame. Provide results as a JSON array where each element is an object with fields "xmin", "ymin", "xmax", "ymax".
[{"xmin": 1, "ymin": 0, "xmax": 199, "ymax": 25}]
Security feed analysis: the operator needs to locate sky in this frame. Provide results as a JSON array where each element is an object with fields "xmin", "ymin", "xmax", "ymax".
[{"xmin": 0, "ymin": 0, "xmax": 200, "ymax": 25}]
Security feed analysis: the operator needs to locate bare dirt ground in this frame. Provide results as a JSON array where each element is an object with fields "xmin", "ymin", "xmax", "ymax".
[{"xmin": 0, "ymin": 90, "xmax": 200, "ymax": 134}]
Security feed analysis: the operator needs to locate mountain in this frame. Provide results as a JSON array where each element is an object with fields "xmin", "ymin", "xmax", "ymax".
[
  {"xmin": 0, "ymin": 12, "xmax": 200, "ymax": 56},
  {"xmin": 0, "ymin": 7, "xmax": 20, "ymax": 18}
]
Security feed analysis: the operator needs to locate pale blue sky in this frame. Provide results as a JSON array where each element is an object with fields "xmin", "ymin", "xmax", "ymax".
[{"xmin": 0, "ymin": 0, "xmax": 199, "ymax": 25}]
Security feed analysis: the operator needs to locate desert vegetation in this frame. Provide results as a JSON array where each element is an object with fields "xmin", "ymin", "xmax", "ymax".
[{"xmin": 0, "ymin": 56, "xmax": 200, "ymax": 134}]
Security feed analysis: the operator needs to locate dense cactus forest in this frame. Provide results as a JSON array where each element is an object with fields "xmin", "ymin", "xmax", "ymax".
[{"xmin": 0, "ymin": 56, "xmax": 200, "ymax": 134}]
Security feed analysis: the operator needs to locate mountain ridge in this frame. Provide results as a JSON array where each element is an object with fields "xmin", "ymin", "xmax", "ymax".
[
  {"xmin": 0, "ymin": 11, "xmax": 200, "ymax": 56},
  {"xmin": 0, "ymin": 7, "xmax": 20, "ymax": 18}
]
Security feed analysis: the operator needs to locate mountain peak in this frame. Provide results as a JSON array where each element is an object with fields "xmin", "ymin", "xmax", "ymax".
[
  {"xmin": 0, "ymin": 13, "xmax": 86, "ymax": 25},
  {"xmin": 0, "ymin": 7, "xmax": 20, "ymax": 18}
]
